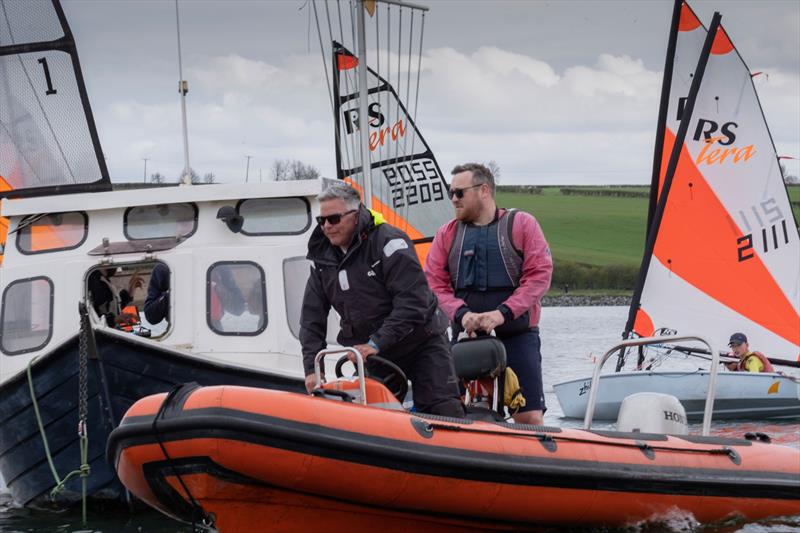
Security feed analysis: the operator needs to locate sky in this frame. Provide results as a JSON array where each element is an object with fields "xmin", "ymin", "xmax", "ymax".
[{"xmin": 59, "ymin": 0, "xmax": 800, "ymax": 186}]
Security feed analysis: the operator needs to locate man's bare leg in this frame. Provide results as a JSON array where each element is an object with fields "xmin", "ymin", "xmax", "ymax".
[{"xmin": 513, "ymin": 409, "xmax": 543, "ymax": 426}]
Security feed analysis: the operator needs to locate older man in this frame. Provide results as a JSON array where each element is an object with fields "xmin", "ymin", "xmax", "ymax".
[
  {"xmin": 425, "ymin": 163, "xmax": 552, "ymax": 425},
  {"xmin": 299, "ymin": 182, "xmax": 464, "ymax": 418}
]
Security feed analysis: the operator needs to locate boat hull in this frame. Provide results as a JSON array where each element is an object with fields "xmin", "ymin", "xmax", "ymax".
[
  {"xmin": 108, "ymin": 385, "xmax": 800, "ymax": 530},
  {"xmin": 0, "ymin": 331, "xmax": 303, "ymax": 505},
  {"xmin": 554, "ymin": 371, "xmax": 800, "ymax": 420}
]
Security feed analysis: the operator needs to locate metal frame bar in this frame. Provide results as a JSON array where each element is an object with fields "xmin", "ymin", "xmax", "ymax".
[
  {"xmin": 314, "ymin": 347, "xmax": 368, "ymax": 405},
  {"xmin": 583, "ymin": 334, "xmax": 721, "ymax": 436},
  {"xmin": 375, "ymin": 0, "xmax": 429, "ymax": 12}
]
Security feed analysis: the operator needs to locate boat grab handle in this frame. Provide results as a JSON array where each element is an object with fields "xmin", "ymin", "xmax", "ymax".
[
  {"xmin": 314, "ymin": 347, "xmax": 368, "ymax": 405},
  {"xmin": 583, "ymin": 334, "xmax": 721, "ymax": 436}
]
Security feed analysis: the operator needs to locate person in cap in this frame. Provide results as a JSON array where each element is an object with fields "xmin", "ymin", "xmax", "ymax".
[
  {"xmin": 299, "ymin": 182, "xmax": 464, "ymax": 418},
  {"xmin": 725, "ymin": 332, "xmax": 774, "ymax": 373},
  {"xmin": 424, "ymin": 163, "xmax": 553, "ymax": 425}
]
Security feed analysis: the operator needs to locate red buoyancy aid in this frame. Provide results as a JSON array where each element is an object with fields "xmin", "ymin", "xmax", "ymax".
[{"xmin": 737, "ymin": 351, "xmax": 775, "ymax": 373}]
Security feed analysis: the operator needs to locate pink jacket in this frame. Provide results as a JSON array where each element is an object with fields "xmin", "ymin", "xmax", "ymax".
[{"xmin": 424, "ymin": 209, "xmax": 553, "ymax": 328}]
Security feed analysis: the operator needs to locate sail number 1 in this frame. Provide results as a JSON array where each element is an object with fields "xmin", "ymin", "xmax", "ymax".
[{"xmin": 37, "ymin": 57, "xmax": 58, "ymax": 95}]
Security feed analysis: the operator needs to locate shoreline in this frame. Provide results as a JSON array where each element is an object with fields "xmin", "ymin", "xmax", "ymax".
[{"xmin": 542, "ymin": 294, "xmax": 631, "ymax": 307}]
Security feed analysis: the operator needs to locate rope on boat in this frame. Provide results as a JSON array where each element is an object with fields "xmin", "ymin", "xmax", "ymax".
[{"xmin": 25, "ymin": 310, "xmax": 91, "ymax": 525}]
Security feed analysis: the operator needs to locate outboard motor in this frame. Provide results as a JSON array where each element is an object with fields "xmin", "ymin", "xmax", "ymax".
[{"xmin": 616, "ymin": 392, "xmax": 688, "ymax": 435}]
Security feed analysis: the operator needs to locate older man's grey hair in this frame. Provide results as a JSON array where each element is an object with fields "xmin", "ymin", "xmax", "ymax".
[{"xmin": 317, "ymin": 182, "xmax": 362, "ymax": 209}]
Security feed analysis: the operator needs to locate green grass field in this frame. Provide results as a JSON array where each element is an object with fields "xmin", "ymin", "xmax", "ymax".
[
  {"xmin": 499, "ymin": 185, "xmax": 800, "ymax": 268},
  {"xmin": 497, "ymin": 189, "xmax": 648, "ymax": 267}
]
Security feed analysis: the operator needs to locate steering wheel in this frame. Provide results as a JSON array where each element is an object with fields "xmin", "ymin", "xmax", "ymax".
[{"xmin": 334, "ymin": 354, "xmax": 409, "ymax": 401}]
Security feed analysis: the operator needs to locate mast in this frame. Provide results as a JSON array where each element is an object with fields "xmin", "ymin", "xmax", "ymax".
[
  {"xmin": 356, "ymin": 0, "xmax": 372, "ymax": 208},
  {"xmin": 175, "ymin": 0, "xmax": 193, "ymax": 186},
  {"xmin": 622, "ymin": 13, "xmax": 722, "ymax": 343},
  {"xmin": 645, "ymin": 0, "xmax": 683, "ymax": 235}
]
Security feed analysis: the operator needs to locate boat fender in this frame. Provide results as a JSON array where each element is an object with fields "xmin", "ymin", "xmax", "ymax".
[{"xmin": 410, "ymin": 417, "xmax": 434, "ymax": 439}]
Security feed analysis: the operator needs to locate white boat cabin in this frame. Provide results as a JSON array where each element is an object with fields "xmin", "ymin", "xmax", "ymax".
[{"xmin": 0, "ymin": 180, "xmax": 338, "ymax": 384}]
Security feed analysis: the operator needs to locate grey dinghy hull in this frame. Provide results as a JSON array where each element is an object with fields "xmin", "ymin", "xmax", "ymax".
[
  {"xmin": 554, "ymin": 371, "xmax": 800, "ymax": 420},
  {"xmin": 0, "ymin": 330, "xmax": 303, "ymax": 505}
]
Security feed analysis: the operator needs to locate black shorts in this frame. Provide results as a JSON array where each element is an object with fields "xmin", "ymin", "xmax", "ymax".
[{"xmin": 502, "ymin": 329, "xmax": 545, "ymax": 412}]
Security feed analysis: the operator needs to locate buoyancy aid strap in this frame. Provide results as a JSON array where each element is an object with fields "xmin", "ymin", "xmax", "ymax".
[
  {"xmin": 447, "ymin": 222, "xmax": 468, "ymax": 288},
  {"xmin": 498, "ymin": 209, "xmax": 522, "ymax": 284}
]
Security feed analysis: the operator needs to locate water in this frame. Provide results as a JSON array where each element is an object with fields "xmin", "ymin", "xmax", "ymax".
[{"xmin": 2, "ymin": 306, "xmax": 798, "ymax": 532}]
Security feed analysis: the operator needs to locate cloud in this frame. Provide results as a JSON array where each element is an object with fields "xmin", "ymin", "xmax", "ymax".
[{"xmin": 93, "ymin": 46, "xmax": 799, "ymax": 185}]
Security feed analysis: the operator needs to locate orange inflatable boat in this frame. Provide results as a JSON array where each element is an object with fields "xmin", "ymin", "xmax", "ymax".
[{"xmin": 108, "ymin": 380, "xmax": 800, "ymax": 531}]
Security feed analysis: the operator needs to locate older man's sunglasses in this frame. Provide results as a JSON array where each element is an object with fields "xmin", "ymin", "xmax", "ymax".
[
  {"xmin": 447, "ymin": 183, "xmax": 482, "ymax": 200},
  {"xmin": 315, "ymin": 209, "xmax": 357, "ymax": 226}
]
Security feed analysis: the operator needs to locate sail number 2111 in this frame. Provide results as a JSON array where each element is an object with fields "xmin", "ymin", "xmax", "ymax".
[{"xmin": 736, "ymin": 198, "xmax": 790, "ymax": 262}]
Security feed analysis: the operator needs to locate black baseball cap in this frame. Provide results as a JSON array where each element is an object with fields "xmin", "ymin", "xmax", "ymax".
[{"xmin": 728, "ymin": 332, "xmax": 747, "ymax": 346}]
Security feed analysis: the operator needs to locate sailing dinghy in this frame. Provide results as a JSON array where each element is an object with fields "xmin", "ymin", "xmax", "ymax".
[{"xmin": 555, "ymin": 0, "xmax": 800, "ymax": 421}]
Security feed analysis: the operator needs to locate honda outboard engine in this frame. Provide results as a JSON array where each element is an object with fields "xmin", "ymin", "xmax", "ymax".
[{"xmin": 616, "ymin": 392, "xmax": 688, "ymax": 435}]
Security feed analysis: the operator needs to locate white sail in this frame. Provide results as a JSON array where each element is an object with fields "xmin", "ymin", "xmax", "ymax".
[
  {"xmin": 633, "ymin": 19, "xmax": 800, "ymax": 359},
  {"xmin": 649, "ymin": 1, "xmax": 707, "ymax": 210},
  {"xmin": 333, "ymin": 42, "xmax": 449, "ymax": 253}
]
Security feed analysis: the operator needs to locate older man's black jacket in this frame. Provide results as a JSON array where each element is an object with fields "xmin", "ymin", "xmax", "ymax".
[{"xmin": 299, "ymin": 206, "xmax": 447, "ymax": 376}]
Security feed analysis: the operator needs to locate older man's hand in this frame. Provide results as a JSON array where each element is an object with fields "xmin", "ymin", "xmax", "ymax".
[
  {"xmin": 350, "ymin": 343, "xmax": 378, "ymax": 363},
  {"xmin": 305, "ymin": 374, "xmax": 320, "ymax": 393}
]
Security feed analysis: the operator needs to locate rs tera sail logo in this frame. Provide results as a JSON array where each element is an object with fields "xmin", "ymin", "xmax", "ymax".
[
  {"xmin": 692, "ymin": 119, "xmax": 756, "ymax": 166},
  {"xmin": 342, "ymin": 103, "xmax": 406, "ymax": 152}
]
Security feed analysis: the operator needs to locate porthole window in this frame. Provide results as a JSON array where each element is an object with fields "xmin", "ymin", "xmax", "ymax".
[
  {"xmin": 124, "ymin": 203, "xmax": 197, "ymax": 240},
  {"xmin": 16, "ymin": 212, "xmax": 88, "ymax": 254},
  {"xmin": 0, "ymin": 277, "xmax": 54, "ymax": 355},
  {"xmin": 237, "ymin": 197, "xmax": 311, "ymax": 235},
  {"xmin": 207, "ymin": 262, "xmax": 266, "ymax": 336}
]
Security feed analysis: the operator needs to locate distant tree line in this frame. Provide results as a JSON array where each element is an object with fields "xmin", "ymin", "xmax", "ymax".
[
  {"xmin": 144, "ymin": 159, "xmax": 321, "ymax": 184},
  {"xmin": 552, "ymin": 259, "xmax": 639, "ymax": 291},
  {"xmin": 497, "ymin": 185, "xmax": 543, "ymax": 195},
  {"xmin": 560, "ymin": 187, "xmax": 648, "ymax": 198},
  {"xmin": 272, "ymin": 159, "xmax": 320, "ymax": 181}
]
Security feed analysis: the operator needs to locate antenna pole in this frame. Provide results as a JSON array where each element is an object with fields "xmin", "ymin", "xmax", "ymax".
[
  {"xmin": 356, "ymin": 0, "xmax": 373, "ymax": 208},
  {"xmin": 142, "ymin": 158, "xmax": 149, "ymax": 183},
  {"xmin": 175, "ymin": 0, "xmax": 193, "ymax": 185}
]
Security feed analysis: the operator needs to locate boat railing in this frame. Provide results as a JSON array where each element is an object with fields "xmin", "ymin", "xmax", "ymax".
[
  {"xmin": 583, "ymin": 334, "xmax": 721, "ymax": 436},
  {"xmin": 314, "ymin": 347, "xmax": 368, "ymax": 405}
]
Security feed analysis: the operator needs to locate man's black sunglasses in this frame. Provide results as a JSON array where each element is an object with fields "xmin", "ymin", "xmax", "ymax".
[
  {"xmin": 315, "ymin": 209, "xmax": 357, "ymax": 226},
  {"xmin": 447, "ymin": 183, "xmax": 483, "ymax": 200}
]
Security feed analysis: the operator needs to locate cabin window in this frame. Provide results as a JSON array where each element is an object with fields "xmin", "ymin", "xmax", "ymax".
[
  {"xmin": 206, "ymin": 261, "xmax": 266, "ymax": 336},
  {"xmin": 282, "ymin": 256, "xmax": 338, "ymax": 344},
  {"xmin": 16, "ymin": 212, "xmax": 88, "ymax": 254},
  {"xmin": 283, "ymin": 257, "xmax": 311, "ymax": 339},
  {"xmin": 0, "ymin": 277, "xmax": 53, "ymax": 355},
  {"xmin": 237, "ymin": 197, "xmax": 311, "ymax": 235},
  {"xmin": 86, "ymin": 262, "xmax": 171, "ymax": 338},
  {"xmin": 124, "ymin": 203, "xmax": 197, "ymax": 241}
]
